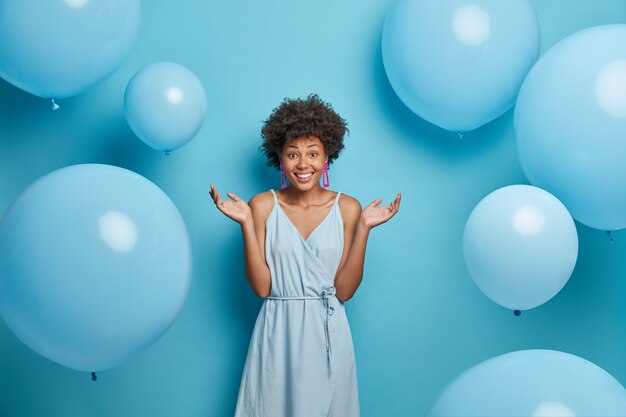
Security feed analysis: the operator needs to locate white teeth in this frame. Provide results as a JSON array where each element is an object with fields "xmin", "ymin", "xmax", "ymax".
[{"xmin": 296, "ymin": 173, "xmax": 312, "ymax": 179}]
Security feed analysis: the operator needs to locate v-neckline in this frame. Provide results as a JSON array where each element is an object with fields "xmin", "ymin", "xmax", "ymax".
[{"xmin": 273, "ymin": 192, "xmax": 338, "ymax": 242}]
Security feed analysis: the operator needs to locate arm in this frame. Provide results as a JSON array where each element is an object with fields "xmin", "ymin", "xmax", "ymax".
[
  {"xmin": 334, "ymin": 193, "xmax": 401, "ymax": 302},
  {"xmin": 210, "ymin": 185, "xmax": 272, "ymax": 298}
]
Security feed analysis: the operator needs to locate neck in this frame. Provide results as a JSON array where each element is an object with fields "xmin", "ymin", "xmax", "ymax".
[{"xmin": 281, "ymin": 185, "xmax": 328, "ymax": 206}]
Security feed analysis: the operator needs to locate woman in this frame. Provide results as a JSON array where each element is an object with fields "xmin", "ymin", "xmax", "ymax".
[{"xmin": 210, "ymin": 94, "xmax": 401, "ymax": 417}]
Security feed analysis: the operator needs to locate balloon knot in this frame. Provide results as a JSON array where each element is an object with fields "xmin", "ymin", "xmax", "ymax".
[
  {"xmin": 165, "ymin": 151, "xmax": 171, "ymax": 156},
  {"xmin": 606, "ymin": 230, "xmax": 616, "ymax": 242},
  {"xmin": 514, "ymin": 310, "xmax": 521, "ymax": 316},
  {"xmin": 91, "ymin": 372, "xmax": 97, "ymax": 382},
  {"xmin": 457, "ymin": 132, "xmax": 464, "ymax": 140},
  {"xmin": 51, "ymin": 99, "xmax": 60, "ymax": 110}
]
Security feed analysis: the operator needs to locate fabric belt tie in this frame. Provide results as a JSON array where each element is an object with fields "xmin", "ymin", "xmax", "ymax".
[{"xmin": 267, "ymin": 285, "xmax": 336, "ymax": 376}]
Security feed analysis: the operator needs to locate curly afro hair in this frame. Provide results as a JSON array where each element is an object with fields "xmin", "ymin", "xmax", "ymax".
[{"xmin": 261, "ymin": 94, "xmax": 348, "ymax": 169}]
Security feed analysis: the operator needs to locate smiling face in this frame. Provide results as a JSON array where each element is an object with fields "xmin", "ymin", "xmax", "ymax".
[{"xmin": 281, "ymin": 136, "xmax": 327, "ymax": 191}]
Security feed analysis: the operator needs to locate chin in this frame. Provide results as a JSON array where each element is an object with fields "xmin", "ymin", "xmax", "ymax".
[
  {"xmin": 289, "ymin": 178, "xmax": 320, "ymax": 191},
  {"xmin": 291, "ymin": 183, "xmax": 316, "ymax": 192}
]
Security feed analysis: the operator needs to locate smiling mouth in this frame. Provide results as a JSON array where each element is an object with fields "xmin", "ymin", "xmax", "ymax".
[{"xmin": 295, "ymin": 173, "xmax": 313, "ymax": 179}]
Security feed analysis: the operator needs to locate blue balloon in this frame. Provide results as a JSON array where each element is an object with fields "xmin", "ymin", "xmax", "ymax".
[
  {"xmin": 0, "ymin": 164, "xmax": 192, "ymax": 372},
  {"xmin": 463, "ymin": 185, "xmax": 578, "ymax": 311},
  {"xmin": 0, "ymin": 0, "xmax": 140, "ymax": 99},
  {"xmin": 515, "ymin": 25, "xmax": 626, "ymax": 231},
  {"xmin": 382, "ymin": 0, "xmax": 540, "ymax": 132},
  {"xmin": 124, "ymin": 62, "xmax": 207, "ymax": 153},
  {"xmin": 427, "ymin": 350, "xmax": 626, "ymax": 417}
]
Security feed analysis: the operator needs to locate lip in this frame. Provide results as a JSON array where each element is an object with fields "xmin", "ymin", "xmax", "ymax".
[{"xmin": 293, "ymin": 172, "xmax": 314, "ymax": 183}]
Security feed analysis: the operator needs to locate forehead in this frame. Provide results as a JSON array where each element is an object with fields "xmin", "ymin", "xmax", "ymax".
[{"xmin": 284, "ymin": 136, "xmax": 323, "ymax": 149}]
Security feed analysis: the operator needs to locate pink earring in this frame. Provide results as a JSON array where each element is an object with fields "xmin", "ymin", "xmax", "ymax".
[
  {"xmin": 322, "ymin": 161, "xmax": 329, "ymax": 188},
  {"xmin": 280, "ymin": 163, "xmax": 287, "ymax": 189}
]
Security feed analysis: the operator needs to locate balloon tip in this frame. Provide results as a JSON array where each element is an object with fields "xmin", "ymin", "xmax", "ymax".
[
  {"xmin": 91, "ymin": 372, "xmax": 97, "ymax": 381},
  {"xmin": 51, "ymin": 99, "xmax": 60, "ymax": 110},
  {"xmin": 606, "ymin": 230, "xmax": 616, "ymax": 242},
  {"xmin": 513, "ymin": 310, "xmax": 521, "ymax": 316}
]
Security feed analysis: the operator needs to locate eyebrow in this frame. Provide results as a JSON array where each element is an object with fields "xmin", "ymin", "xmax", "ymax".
[{"xmin": 286, "ymin": 144, "xmax": 321, "ymax": 149}]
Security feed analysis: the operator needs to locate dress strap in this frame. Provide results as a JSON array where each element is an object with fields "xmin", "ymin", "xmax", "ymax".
[
  {"xmin": 269, "ymin": 189, "xmax": 279, "ymax": 204},
  {"xmin": 334, "ymin": 192, "xmax": 342, "ymax": 205}
]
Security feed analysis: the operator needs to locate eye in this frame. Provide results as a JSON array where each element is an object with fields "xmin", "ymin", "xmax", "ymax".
[
  {"xmin": 310, "ymin": 152, "xmax": 318, "ymax": 158},
  {"xmin": 287, "ymin": 153, "xmax": 297, "ymax": 159}
]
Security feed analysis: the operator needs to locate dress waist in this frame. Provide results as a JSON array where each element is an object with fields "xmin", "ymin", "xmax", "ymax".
[
  {"xmin": 266, "ymin": 285, "xmax": 336, "ymax": 300},
  {"xmin": 266, "ymin": 286, "xmax": 336, "ymax": 376}
]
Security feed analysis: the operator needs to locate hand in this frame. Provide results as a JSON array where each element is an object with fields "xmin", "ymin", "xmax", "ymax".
[
  {"xmin": 360, "ymin": 192, "xmax": 401, "ymax": 229},
  {"xmin": 209, "ymin": 184, "xmax": 252, "ymax": 225}
]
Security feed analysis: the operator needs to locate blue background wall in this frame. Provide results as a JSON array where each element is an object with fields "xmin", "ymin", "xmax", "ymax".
[{"xmin": 1, "ymin": 1, "xmax": 626, "ymax": 416}]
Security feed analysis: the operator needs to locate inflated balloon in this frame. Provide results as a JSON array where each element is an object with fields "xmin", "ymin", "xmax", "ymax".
[
  {"xmin": 124, "ymin": 62, "xmax": 207, "ymax": 153},
  {"xmin": 382, "ymin": 0, "xmax": 539, "ymax": 132},
  {"xmin": 463, "ymin": 185, "xmax": 578, "ymax": 311},
  {"xmin": 426, "ymin": 350, "xmax": 626, "ymax": 417},
  {"xmin": 0, "ymin": 164, "xmax": 191, "ymax": 372},
  {"xmin": 0, "ymin": 0, "xmax": 140, "ymax": 99},
  {"xmin": 515, "ymin": 25, "xmax": 626, "ymax": 231}
]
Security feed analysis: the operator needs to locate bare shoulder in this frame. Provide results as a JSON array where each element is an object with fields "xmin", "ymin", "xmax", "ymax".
[
  {"xmin": 249, "ymin": 190, "xmax": 274, "ymax": 207},
  {"xmin": 338, "ymin": 193, "xmax": 362, "ymax": 222},
  {"xmin": 249, "ymin": 191, "xmax": 275, "ymax": 221}
]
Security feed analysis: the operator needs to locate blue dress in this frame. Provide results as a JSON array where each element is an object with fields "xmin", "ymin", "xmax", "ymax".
[{"xmin": 234, "ymin": 190, "xmax": 360, "ymax": 417}]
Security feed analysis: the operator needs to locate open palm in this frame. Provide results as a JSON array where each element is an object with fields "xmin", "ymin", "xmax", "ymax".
[
  {"xmin": 210, "ymin": 185, "xmax": 251, "ymax": 225},
  {"xmin": 361, "ymin": 193, "xmax": 401, "ymax": 229}
]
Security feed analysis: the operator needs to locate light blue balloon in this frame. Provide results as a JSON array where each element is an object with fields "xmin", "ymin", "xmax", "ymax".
[
  {"xmin": 463, "ymin": 185, "xmax": 578, "ymax": 311},
  {"xmin": 0, "ymin": 164, "xmax": 192, "ymax": 372},
  {"xmin": 427, "ymin": 350, "xmax": 626, "ymax": 417},
  {"xmin": 0, "ymin": 0, "xmax": 140, "ymax": 99},
  {"xmin": 382, "ymin": 0, "xmax": 540, "ymax": 132},
  {"xmin": 124, "ymin": 62, "xmax": 207, "ymax": 153},
  {"xmin": 515, "ymin": 25, "xmax": 626, "ymax": 231}
]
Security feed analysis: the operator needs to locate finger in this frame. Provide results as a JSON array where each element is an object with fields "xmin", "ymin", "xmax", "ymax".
[
  {"xmin": 227, "ymin": 192, "xmax": 243, "ymax": 202},
  {"xmin": 394, "ymin": 193, "xmax": 402, "ymax": 212},
  {"xmin": 210, "ymin": 185, "xmax": 220, "ymax": 203},
  {"xmin": 369, "ymin": 198, "xmax": 383, "ymax": 207}
]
